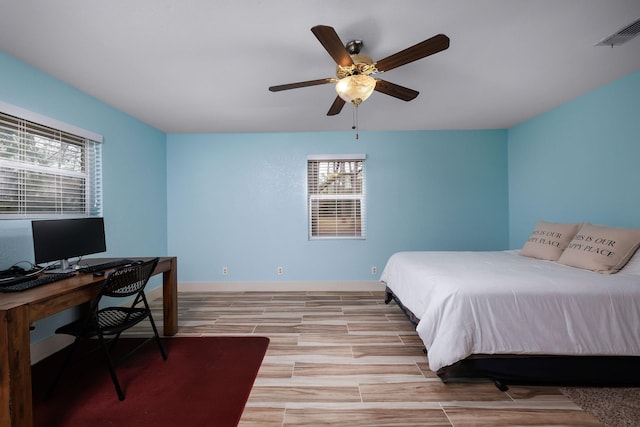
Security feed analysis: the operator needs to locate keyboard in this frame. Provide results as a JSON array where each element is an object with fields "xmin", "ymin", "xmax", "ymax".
[
  {"xmin": 77, "ymin": 259, "xmax": 135, "ymax": 273},
  {"xmin": 0, "ymin": 272, "xmax": 76, "ymax": 292}
]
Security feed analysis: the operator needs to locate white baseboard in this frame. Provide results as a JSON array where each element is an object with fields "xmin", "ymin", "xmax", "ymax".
[
  {"xmin": 31, "ymin": 334, "xmax": 74, "ymax": 364},
  {"xmin": 177, "ymin": 281, "xmax": 385, "ymax": 292}
]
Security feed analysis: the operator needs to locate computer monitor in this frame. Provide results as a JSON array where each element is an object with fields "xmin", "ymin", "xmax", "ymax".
[{"xmin": 31, "ymin": 217, "xmax": 107, "ymax": 273}]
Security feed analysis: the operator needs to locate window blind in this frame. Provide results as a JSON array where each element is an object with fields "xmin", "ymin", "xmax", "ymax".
[
  {"xmin": 0, "ymin": 111, "xmax": 102, "ymax": 218},
  {"xmin": 308, "ymin": 154, "xmax": 366, "ymax": 239}
]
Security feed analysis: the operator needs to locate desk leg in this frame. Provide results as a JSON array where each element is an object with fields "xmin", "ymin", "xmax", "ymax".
[
  {"xmin": 0, "ymin": 305, "xmax": 33, "ymax": 427},
  {"xmin": 162, "ymin": 257, "xmax": 178, "ymax": 336}
]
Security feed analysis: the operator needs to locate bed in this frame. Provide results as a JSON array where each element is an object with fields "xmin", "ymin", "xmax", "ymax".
[{"xmin": 380, "ymin": 222, "xmax": 640, "ymax": 387}]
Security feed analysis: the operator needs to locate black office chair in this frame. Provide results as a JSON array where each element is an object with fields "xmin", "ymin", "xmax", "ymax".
[{"xmin": 48, "ymin": 257, "xmax": 167, "ymax": 401}]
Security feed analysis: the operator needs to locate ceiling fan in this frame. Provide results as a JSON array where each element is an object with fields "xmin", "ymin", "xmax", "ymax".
[{"xmin": 269, "ymin": 25, "xmax": 450, "ymax": 116}]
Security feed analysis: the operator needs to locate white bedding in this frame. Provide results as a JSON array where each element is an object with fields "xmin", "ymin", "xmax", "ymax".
[{"xmin": 380, "ymin": 250, "xmax": 640, "ymax": 372}]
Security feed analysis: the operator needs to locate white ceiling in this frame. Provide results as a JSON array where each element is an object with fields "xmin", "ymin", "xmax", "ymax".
[{"xmin": 1, "ymin": 0, "xmax": 639, "ymax": 134}]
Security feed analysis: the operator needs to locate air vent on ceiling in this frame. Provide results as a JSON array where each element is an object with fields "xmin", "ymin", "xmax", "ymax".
[{"xmin": 596, "ymin": 17, "xmax": 640, "ymax": 46}]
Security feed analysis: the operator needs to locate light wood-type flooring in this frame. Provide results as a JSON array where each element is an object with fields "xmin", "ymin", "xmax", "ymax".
[{"xmin": 139, "ymin": 290, "xmax": 603, "ymax": 426}]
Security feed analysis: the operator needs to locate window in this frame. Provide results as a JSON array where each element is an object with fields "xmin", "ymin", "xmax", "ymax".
[
  {"xmin": 0, "ymin": 109, "xmax": 102, "ymax": 219},
  {"xmin": 307, "ymin": 154, "xmax": 366, "ymax": 239}
]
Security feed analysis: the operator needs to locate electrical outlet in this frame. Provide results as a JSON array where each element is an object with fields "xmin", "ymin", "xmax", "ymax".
[
  {"xmin": 277, "ymin": 266, "xmax": 283, "ymax": 275},
  {"xmin": 371, "ymin": 266, "xmax": 377, "ymax": 275},
  {"xmin": 222, "ymin": 267, "xmax": 228, "ymax": 276}
]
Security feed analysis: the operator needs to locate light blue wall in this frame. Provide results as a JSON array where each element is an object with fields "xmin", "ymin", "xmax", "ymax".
[
  {"xmin": 0, "ymin": 51, "xmax": 168, "ymax": 342},
  {"xmin": 508, "ymin": 70, "xmax": 640, "ymax": 248},
  {"xmin": 167, "ymin": 130, "xmax": 509, "ymax": 282}
]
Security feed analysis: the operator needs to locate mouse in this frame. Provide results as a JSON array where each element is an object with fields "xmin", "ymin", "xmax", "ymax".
[{"xmin": 93, "ymin": 271, "xmax": 105, "ymax": 277}]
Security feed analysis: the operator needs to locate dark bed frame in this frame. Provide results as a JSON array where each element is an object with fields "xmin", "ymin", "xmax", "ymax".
[{"xmin": 385, "ymin": 286, "xmax": 640, "ymax": 390}]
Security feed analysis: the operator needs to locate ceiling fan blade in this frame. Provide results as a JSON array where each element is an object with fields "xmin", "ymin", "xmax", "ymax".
[
  {"xmin": 374, "ymin": 80, "xmax": 419, "ymax": 101},
  {"xmin": 311, "ymin": 25, "xmax": 354, "ymax": 67},
  {"xmin": 269, "ymin": 78, "xmax": 334, "ymax": 92},
  {"xmin": 327, "ymin": 96, "xmax": 346, "ymax": 116},
  {"xmin": 375, "ymin": 34, "xmax": 450, "ymax": 73}
]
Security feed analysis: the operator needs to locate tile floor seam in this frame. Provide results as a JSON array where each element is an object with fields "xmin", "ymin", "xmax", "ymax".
[{"xmin": 441, "ymin": 404, "xmax": 456, "ymax": 427}]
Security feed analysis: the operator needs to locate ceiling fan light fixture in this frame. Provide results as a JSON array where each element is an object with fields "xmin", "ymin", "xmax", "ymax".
[{"xmin": 335, "ymin": 74, "xmax": 376, "ymax": 106}]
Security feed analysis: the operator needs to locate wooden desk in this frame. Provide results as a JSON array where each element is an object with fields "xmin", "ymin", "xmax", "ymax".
[{"xmin": 0, "ymin": 256, "xmax": 177, "ymax": 427}]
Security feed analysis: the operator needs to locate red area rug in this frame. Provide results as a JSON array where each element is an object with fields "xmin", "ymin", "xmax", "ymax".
[{"xmin": 32, "ymin": 336, "xmax": 269, "ymax": 427}]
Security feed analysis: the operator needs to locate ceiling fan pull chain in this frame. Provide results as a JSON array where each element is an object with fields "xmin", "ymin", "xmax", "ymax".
[{"xmin": 352, "ymin": 105, "xmax": 359, "ymax": 140}]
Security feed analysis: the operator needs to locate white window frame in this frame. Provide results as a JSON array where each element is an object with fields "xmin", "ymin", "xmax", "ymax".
[
  {"xmin": 0, "ymin": 102, "xmax": 103, "ymax": 219},
  {"xmin": 307, "ymin": 154, "xmax": 366, "ymax": 240}
]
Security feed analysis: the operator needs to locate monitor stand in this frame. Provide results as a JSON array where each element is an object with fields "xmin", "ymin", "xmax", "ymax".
[{"xmin": 44, "ymin": 258, "xmax": 75, "ymax": 274}]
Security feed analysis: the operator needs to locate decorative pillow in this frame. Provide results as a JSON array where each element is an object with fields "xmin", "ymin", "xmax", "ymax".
[
  {"xmin": 556, "ymin": 223, "xmax": 640, "ymax": 274},
  {"xmin": 519, "ymin": 221, "xmax": 582, "ymax": 261}
]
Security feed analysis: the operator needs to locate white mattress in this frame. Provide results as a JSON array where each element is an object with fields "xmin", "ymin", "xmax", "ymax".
[{"xmin": 380, "ymin": 250, "xmax": 640, "ymax": 372}]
